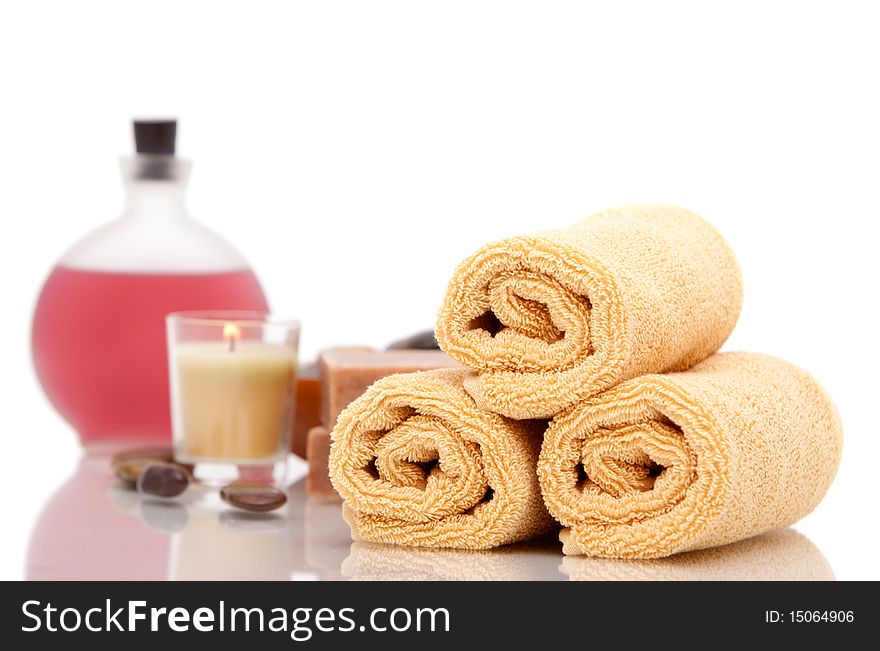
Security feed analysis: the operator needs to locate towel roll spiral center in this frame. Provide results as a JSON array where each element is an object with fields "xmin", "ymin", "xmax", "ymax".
[
  {"xmin": 459, "ymin": 269, "xmax": 593, "ymax": 373},
  {"xmin": 574, "ymin": 420, "xmax": 697, "ymax": 522},
  {"xmin": 361, "ymin": 414, "xmax": 489, "ymax": 520}
]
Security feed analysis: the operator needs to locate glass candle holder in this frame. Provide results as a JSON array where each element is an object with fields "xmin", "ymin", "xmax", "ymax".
[{"xmin": 167, "ymin": 311, "xmax": 299, "ymax": 485}]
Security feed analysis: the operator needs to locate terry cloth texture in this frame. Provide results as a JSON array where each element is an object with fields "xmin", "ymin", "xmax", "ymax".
[
  {"xmin": 560, "ymin": 529, "xmax": 834, "ymax": 581},
  {"xmin": 537, "ymin": 353, "xmax": 842, "ymax": 559},
  {"xmin": 435, "ymin": 204, "xmax": 743, "ymax": 419},
  {"xmin": 329, "ymin": 368, "xmax": 556, "ymax": 550}
]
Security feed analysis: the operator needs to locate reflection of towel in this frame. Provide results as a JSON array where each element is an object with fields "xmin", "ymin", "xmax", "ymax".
[
  {"xmin": 539, "ymin": 353, "xmax": 842, "ymax": 559},
  {"xmin": 329, "ymin": 368, "xmax": 556, "ymax": 549},
  {"xmin": 342, "ymin": 540, "xmax": 562, "ymax": 581},
  {"xmin": 436, "ymin": 204, "xmax": 742, "ymax": 419},
  {"xmin": 561, "ymin": 529, "xmax": 834, "ymax": 581}
]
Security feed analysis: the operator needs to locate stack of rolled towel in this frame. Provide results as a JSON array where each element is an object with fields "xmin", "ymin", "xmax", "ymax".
[{"xmin": 329, "ymin": 204, "xmax": 843, "ymax": 559}]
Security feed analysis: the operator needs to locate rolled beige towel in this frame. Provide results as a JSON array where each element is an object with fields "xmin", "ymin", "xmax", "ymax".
[
  {"xmin": 436, "ymin": 204, "xmax": 742, "ymax": 419},
  {"xmin": 329, "ymin": 368, "xmax": 556, "ymax": 550},
  {"xmin": 538, "ymin": 353, "xmax": 842, "ymax": 559}
]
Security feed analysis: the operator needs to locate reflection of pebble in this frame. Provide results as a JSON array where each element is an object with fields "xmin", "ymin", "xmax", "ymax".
[
  {"xmin": 108, "ymin": 484, "xmax": 141, "ymax": 516},
  {"xmin": 139, "ymin": 500, "xmax": 189, "ymax": 533},
  {"xmin": 219, "ymin": 510, "xmax": 286, "ymax": 532}
]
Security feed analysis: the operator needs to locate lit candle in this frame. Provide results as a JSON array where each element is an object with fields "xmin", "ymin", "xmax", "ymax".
[
  {"xmin": 223, "ymin": 321, "xmax": 240, "ymax": 352},
  {"xmin": 168, "ymin": 314, "xmax": 298, "ymax": 465}
]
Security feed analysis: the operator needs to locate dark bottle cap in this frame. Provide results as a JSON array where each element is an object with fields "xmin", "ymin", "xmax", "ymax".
[{"xmin": 133, "ymin": 119, "xmax": 177, "ymax": 155}]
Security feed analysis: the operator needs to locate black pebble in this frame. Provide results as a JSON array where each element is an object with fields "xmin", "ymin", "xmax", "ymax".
[{"xmin": 137, "ymin": 462, "xmax": 190, "ymax": 498}]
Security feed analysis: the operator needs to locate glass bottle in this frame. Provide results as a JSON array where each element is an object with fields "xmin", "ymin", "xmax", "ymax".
[{"xmin": 32, "ymin": 120, "xmax": 270, "ymax": 448}]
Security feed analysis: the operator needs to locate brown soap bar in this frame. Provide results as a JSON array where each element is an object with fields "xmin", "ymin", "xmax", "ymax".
[
  {"xmin": 293, "ymin": 348, "xmax": 374, "ymax": 459},
  {"xmin": 306, "ymin": 426, "xmax": 340, "ymax": 500},
  {"xmin": 291, "ymin": 370, "xmax": 321, "ymax": 459},
  {"xmin": 319, "ymin": 349, "xmax": 459, "ymax": 427}
]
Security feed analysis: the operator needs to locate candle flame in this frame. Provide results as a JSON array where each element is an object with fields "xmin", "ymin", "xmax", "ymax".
[{"xmin": 223, "ymin": 322, "xmax": 241, "ymax": 351}]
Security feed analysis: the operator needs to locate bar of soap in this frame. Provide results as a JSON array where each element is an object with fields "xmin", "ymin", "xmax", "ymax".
[
  {"xmin": 291, "ymin": 370, "xmax": 320, "ymax": 459},
  {"xmin": 306, "ymin": 426, "xmax": 340, "ymax": 500},
  {"xmin": 293, "ymin": 348, "xmax": 374, "ymax": 459},
  {"xmin": 319, "ymin": 349, "xmax": 459, "ymax": 427}
]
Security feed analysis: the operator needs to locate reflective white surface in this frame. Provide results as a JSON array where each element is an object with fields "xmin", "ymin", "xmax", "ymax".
[
  {"xmin": 3, "ymin": 0, "xmax": 879, "ymax": 582},
  {"xmin": 24, "ymin": 453, "xmax": 834, "ymax": 581}
]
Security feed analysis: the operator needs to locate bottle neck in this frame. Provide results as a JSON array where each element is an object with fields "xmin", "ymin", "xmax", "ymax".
[{"xmin": 120, "ymin": 157, "xmax": 192, "ymax": 221}]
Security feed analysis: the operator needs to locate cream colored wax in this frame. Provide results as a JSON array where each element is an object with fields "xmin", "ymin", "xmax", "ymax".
[{"xmin": 173, "ymin": 342, "xmax": 296, "ymax": 462}]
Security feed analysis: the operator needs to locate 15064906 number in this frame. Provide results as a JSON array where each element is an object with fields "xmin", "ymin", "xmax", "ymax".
[{"xmin": 790, "ymin": 611, "xmax": 854, "ymax": 623}]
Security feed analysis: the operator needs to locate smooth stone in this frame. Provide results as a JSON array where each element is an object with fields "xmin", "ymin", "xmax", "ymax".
[
  {"xmin": 113, "ymin": 457, "xmax": 160, "ymax": 485},
  {"xmin": 220, "ymin": 482, "xmax": 287, "ymax": 512},
  {"xmin": 112, "ymin": 447, "xmax": 175, "ymax": 465},
  {"xmin": 112, "ymin": 448, "xmax": 192, "ymax": 486},
  {"xmin": 137, "ymin": 462, "xmax": 190, "ymax": 498},
  {"xmin": 386, "ymin": 330, "xmax": 439, "ymax": 350}
]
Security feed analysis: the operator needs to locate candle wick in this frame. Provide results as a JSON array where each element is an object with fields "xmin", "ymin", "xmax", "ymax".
[{"xmin": 223, "ymin": 322, "xmax": 240, "ymax": 352}]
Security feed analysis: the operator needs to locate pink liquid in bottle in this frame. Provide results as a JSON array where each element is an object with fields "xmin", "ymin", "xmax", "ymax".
[{"xmin": 33, "ymin": 267, "xmax": 268, "ymax": 446}]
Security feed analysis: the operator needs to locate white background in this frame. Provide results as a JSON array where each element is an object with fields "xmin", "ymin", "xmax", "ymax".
[{"xmin": 1, "ymin": 0, "xmax": 877, "ymax": 579}]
